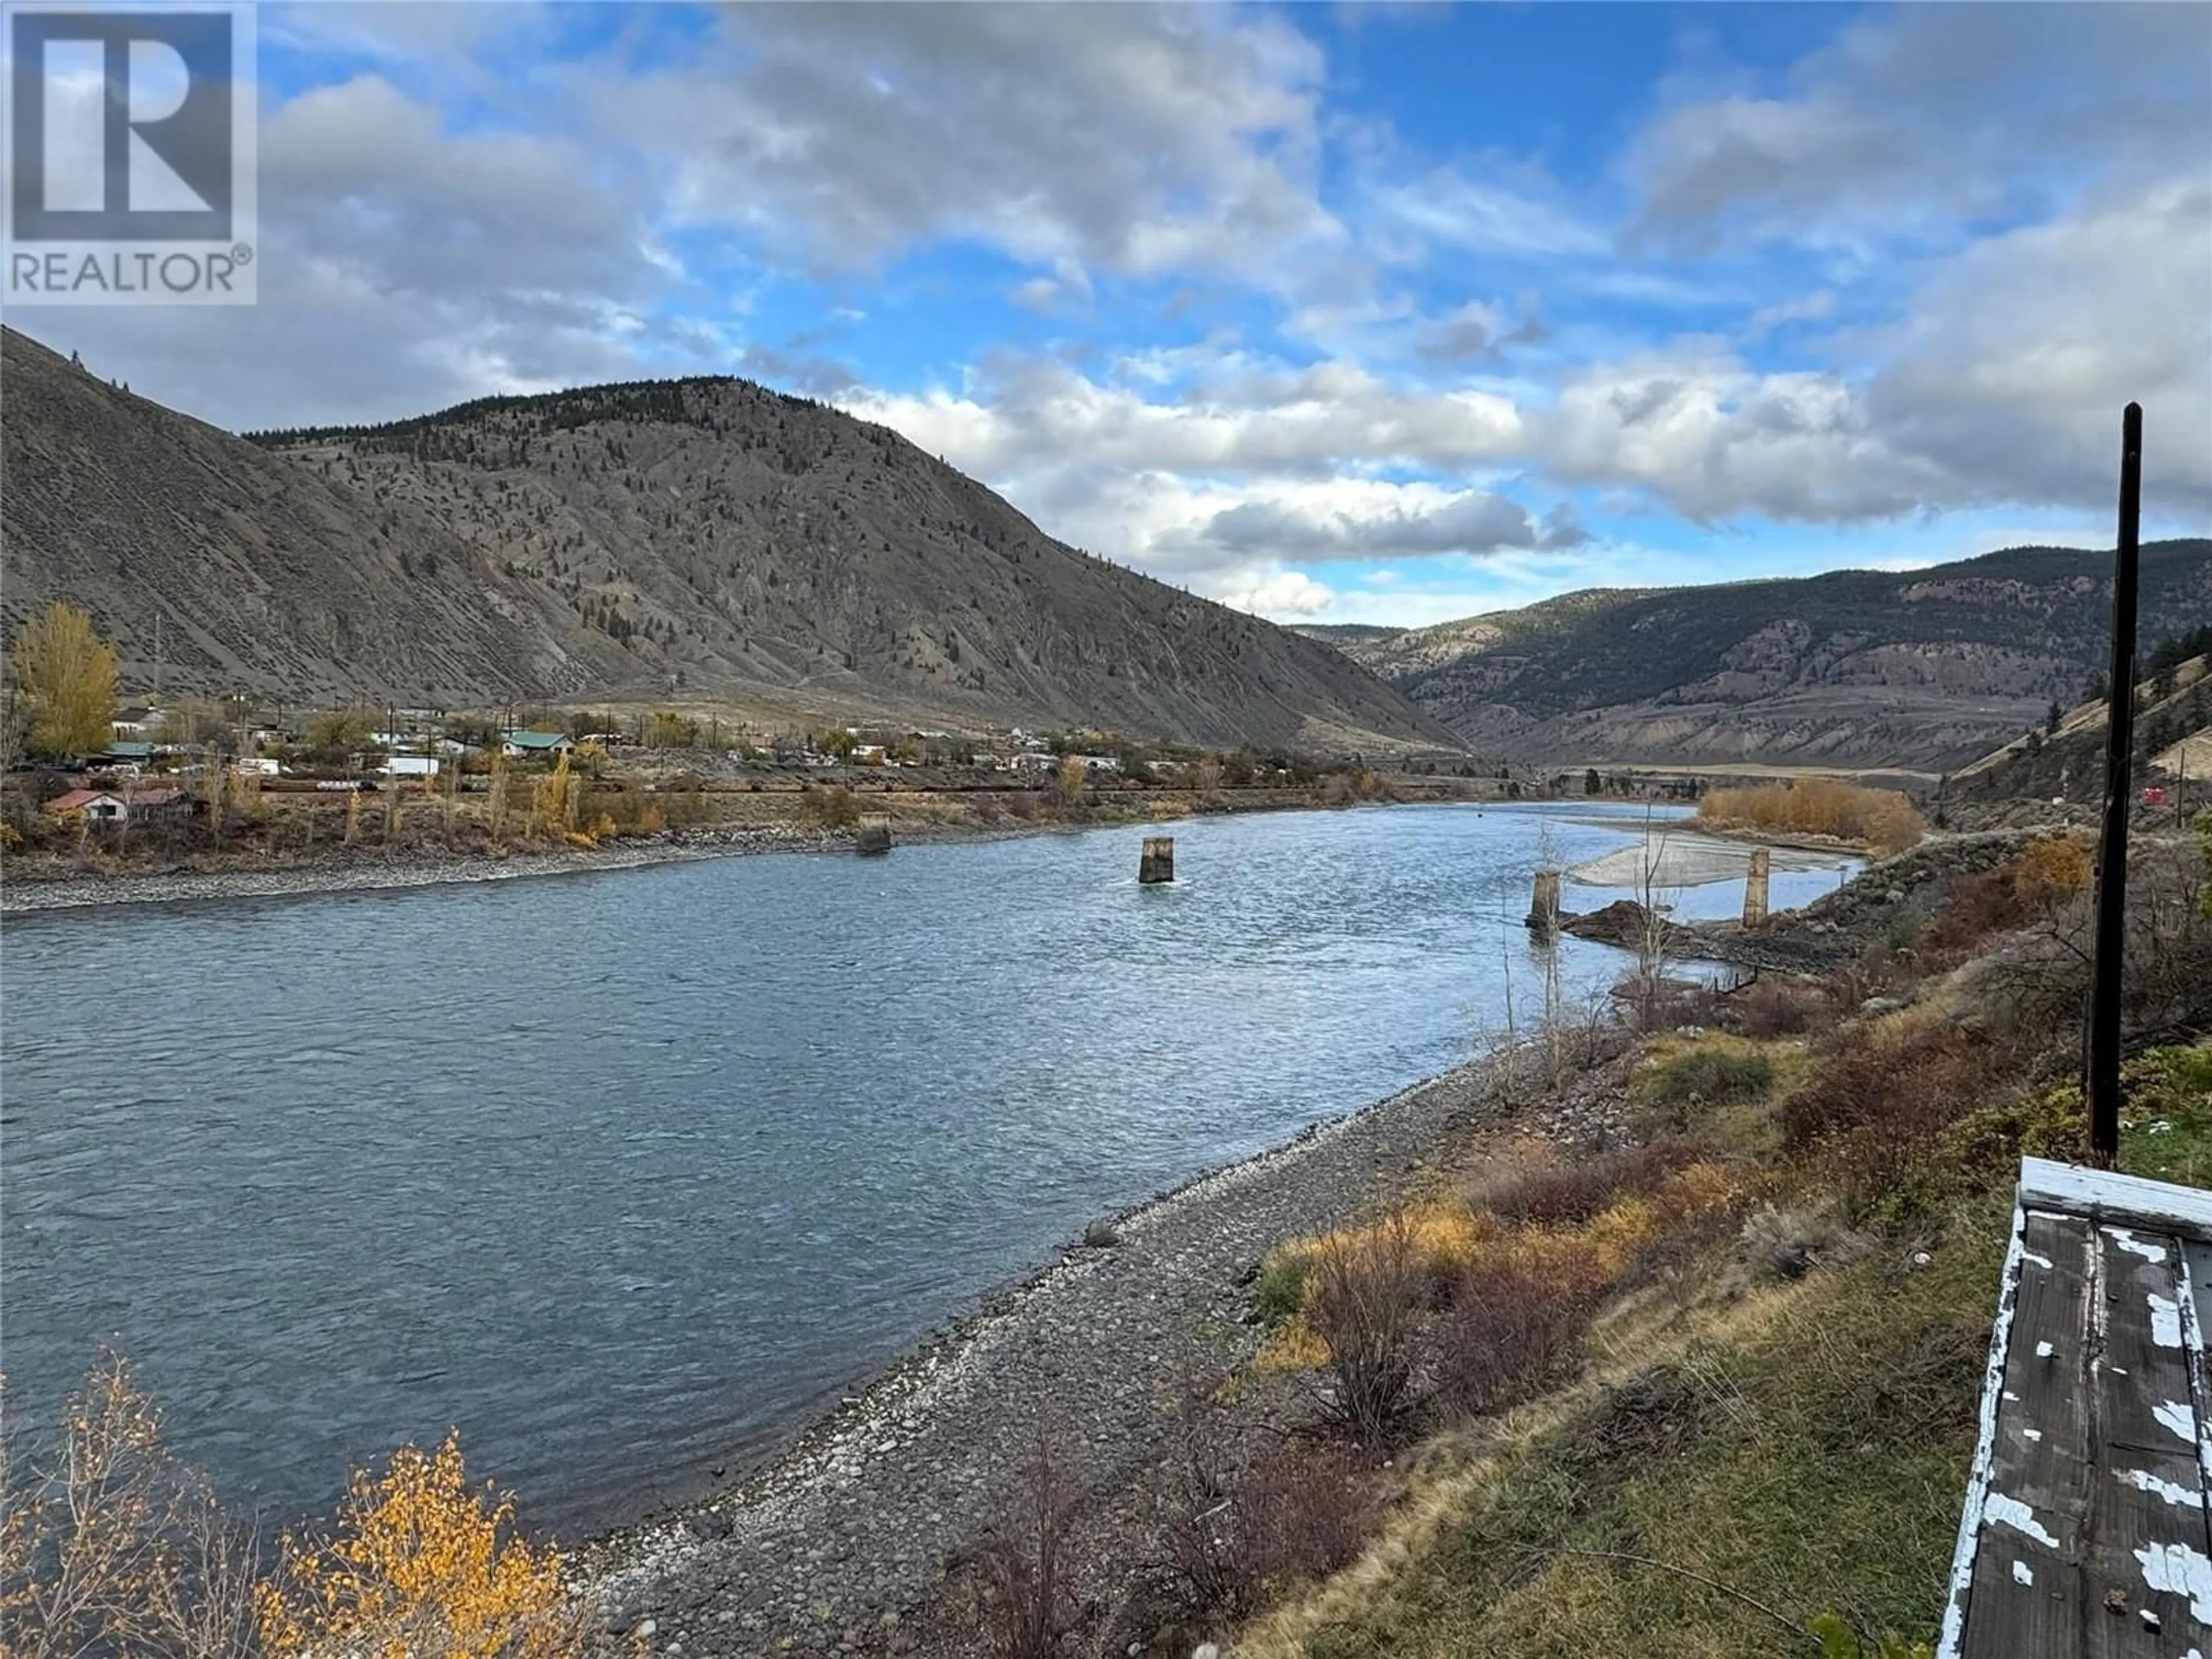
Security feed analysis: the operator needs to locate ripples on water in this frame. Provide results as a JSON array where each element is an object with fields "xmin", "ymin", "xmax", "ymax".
[{"xmin": 1, "ymin": 804, "xmax": 1852, "ymax": 1535}]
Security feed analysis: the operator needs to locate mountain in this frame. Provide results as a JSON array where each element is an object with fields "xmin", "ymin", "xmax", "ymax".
[
  {"xmin": 1294, "ymin": 543, "xmax": 2212, "ymax": 770},
  {"xmin": 0, "ymin": 327, "xmax": 1454, "ymax": 753}
]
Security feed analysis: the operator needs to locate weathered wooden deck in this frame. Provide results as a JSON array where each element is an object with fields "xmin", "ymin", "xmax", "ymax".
[{"xmin": 1940, "ymin": 1158, "xmax": 2212, "ymax": 1656}]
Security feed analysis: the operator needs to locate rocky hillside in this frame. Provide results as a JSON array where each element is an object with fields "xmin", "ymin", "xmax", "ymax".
[
  {"xmin": 1952, "ymin": 640, "xmax": 2212, "ymax": 803},
  {"xmin": 1297, "ymin": 543, "xmax": 2212, "ymax": 770},
  {"xmin": 0, "ymin": 327, "xmax": 1452, "ymax": 752}
]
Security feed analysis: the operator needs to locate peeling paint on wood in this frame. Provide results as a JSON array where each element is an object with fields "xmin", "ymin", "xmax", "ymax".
[{"xmin": 1940, "ymin": 1162, "xmax": 2212, "ymax": 1658}]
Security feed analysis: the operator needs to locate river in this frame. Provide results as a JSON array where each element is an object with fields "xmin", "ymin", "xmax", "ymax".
[{"xmin": 0, "ymin": 802, "xmax": 1852, "ymax": 1537}]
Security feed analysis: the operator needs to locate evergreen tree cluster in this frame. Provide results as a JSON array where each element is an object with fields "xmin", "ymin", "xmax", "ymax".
[{"xmin": 241, "ymin": 372, "xmax": 831, "ymax": 456}]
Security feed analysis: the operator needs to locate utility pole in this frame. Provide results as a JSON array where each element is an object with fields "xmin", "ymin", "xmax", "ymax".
[{"xmin": 2086, "ymin": 402, "xmax": 2142, "ymax": 1166}]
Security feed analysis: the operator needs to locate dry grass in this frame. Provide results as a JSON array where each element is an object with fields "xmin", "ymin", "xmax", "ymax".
[
  {"xmin": 1698, "ymin": 780, "xmax": 1925, "ymax": 853},
  {"xmin": 1243, "ymin": 1207, "xmax": 2007, "ymax": 1659}
]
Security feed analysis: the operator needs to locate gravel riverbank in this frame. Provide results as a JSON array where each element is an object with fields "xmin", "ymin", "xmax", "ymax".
[
  {"xmin": 578, "ymin": 1047, "xmax": 1623, "ymax": 1659},
  {"xmin": 0, "ymin": 820, "xmax": 1052, "ymax": 915}
]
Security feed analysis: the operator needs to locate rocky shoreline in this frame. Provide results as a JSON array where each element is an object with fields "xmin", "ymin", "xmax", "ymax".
[
  {"xmin": 0, "ymin": 817, "xmax": 1068, "ymax": 916},
  {"xmin": 575, "ymin": 1044, "xmax": 1626, "ymax": 1659}
]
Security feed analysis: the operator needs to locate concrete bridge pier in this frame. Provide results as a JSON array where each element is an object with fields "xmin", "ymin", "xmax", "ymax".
[
  {"xmin": 1139, "ymin": 836, "xmax": 1175, "ymax": 884},
  {"xmin": 1527, "ymin": 870, "xmax": 1562, "ymax": 935},
  {"xmin": 1742, "ymin": 846, "xmax": 1771, "ymax": 928}
]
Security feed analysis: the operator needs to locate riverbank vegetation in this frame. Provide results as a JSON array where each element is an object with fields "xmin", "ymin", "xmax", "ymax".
[
  {"xmin": 1696, "ymin": 779, "xmax": 1925, "ymax": 853},
  {"xmin": 0, "ymin": 1359, "xmax": 590, "ymax": 1659}
]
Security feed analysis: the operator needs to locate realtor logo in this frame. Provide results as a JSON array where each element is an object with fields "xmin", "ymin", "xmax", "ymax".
[{"xmin": 5, "ymin": 3, "xmax": 257, "ymax": 304}]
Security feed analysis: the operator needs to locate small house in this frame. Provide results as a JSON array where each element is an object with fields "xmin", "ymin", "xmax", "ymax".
[
  {"xmin": 45, "ymin": 783, "xmax": 187, "ymax": 825},
  {"xmin": 47, "ymin": 787, "xmax": 128, "ymax": 823},
  {"xmin": 112, "ymin": 707, "xmax": 157, "ymax": 738},
  {"xmin": 382, "ymin": 755, "xmax": 441, "ymax": 778},
  {"xmin": 103, "ymin": 740, "xmax": 158, "ymax": 767}
]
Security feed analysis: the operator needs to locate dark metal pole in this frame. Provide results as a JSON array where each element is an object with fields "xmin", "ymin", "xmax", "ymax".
[{"xmin": 2086, "ymin": 402, "xmax": 2142, "ymax": 1166}]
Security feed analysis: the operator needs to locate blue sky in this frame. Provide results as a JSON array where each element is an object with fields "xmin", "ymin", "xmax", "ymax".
[{"xmin": 18, "ymin": 2, "xmax": 2211, "ymax": 627}]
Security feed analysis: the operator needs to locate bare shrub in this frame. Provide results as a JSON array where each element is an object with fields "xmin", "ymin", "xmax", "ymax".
[
  {"xmin": 1, "ymin": 1351, "xmax": 260, "ymax": 1659},
  {"xmin": 1725, "ymin": 976, "xmax": 1826, "ymax": 1038},
  {"xmin": 1434, "ymin": 1256, "xmax": 1601, "ymax": 1419},
  {"xmin": 1481, "ymin": 1138, "xmax": 1713, "ymax": 1228},
  {"xmin": 1231, "ymin": 1440, "xmax": 1377, "ymax": 1599},
  {"xmin": 978, "ymin": 1436, "xmax": 1081, "ymax": 1659},
  {"xmin": 1157, "ymin": 1407, "xmax": 1240, "ymax": 1622},
  {"xmin": 1919, "ymin": 867, "xmax": 2031, "ymax": 955},
  {"xmin": 594, "ymin": 787, "xmax": 665, "ymax": 836},
  {"xmin": 1922, "ymin": 835, "xmax": 2095, "ymax": 957},
  {"xmin": 1980, "ymin": 832, "xmax": 2209, "ymax": 1047},
  {"xmin": 1781, "ymin": 1022, "xmax": 1991, "ymax": 1210},
  {"xmin": 1304, "ymin": 1211, "xmax": 1427, "ymax": 1444},
  {"xmin": 1782, "ymin": 1023, "xmax": 1983, "ymax": 1150},
  {"xmin": 797, "ymin": 784, "xmax": 862, "ymax": 829},
  {"xmin": 1158, "ymin": 1419, "xmax": 1377, "ymax": 1622}
]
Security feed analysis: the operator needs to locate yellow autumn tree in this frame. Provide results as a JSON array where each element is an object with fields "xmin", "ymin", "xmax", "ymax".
[
  {"xmin": 1052, "ymin": 753, "xmax": 1088, "ymax": 812},
  {"xmin": 533, "ymin": 750, "xmax": 577, "ymax": 836},
  {"xmin": 257, "ymin": 1432, "xmax": 584, "ymax": 1659},
  {"xmin": 13, "ymin": 602, "xmax": 118, "ymax": 757}
]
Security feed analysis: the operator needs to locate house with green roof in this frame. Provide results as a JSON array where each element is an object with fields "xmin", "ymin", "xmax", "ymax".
[{"xmin": 501, "ymin": 731, "xmax": 574, "ymax": 760}]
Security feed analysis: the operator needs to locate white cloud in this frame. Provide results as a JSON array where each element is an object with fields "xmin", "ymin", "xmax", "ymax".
[
  {"xmin": 1628, "ymin": 5, "xmax": 2212, "ymax": 252},
  {"xmin": 590, "ymin": 5, "xmax": 1345, "ymax": 281},
  {"xmin": 11, "ymin": 71, "xmax": 678, "ymax": 427},
  {"xmin": 1372, "ymin": 163, "xmax": 1604, "ymax": 259},
  {"xmin": 1010, "ymin": 255, "xmax": 1096, "ymax": 313},
  {"xmin": 1203, "ymin": 488, "xmax": 1541, "ymax": 560},
  {"xmin": 1536, "ymin": 342, "xmax": 1943, "ymax": 523},
  {"xmin": 840, "ymin": 355, "xmax": 1523, "ymax": 483},
  {"xmin": 1864, "ymin": 180, "xmax": 2212, "ymax": 509},
  {"xmin": 1746, "ymin": 289, "xmax": 1836, "ymax": 335},
  {"xmin": 1217, "ymin": 569, "xmax": 1337, "ymax": 616}
]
